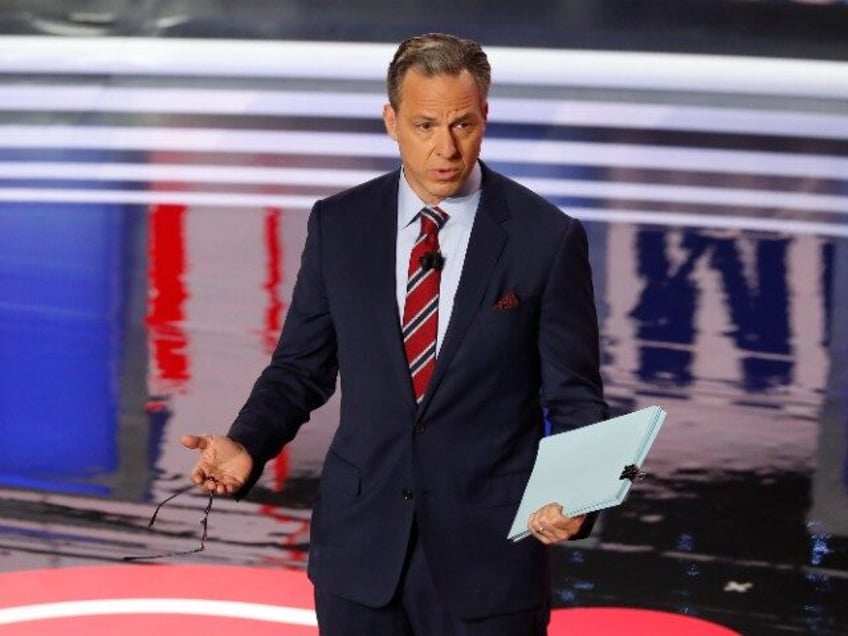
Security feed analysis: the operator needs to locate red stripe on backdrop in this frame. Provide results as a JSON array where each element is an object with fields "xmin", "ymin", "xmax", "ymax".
[
  {"xmin": 146, "ymin": 204, "xmax": 190, "ymax": 394},
  {"xmin": 262, "ymin": 207, "xmax": 284, "ymax": 355}
]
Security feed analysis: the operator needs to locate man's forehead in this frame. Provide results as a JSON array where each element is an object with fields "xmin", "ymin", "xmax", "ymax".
[{"xmin": 394, "ymin": 70, "xmax": 485, "ymax": 111}]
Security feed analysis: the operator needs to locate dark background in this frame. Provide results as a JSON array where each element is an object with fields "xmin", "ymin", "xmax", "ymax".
[{"xmin": 1, "ymin": 0, "xmax": 847, "ymax": 61}]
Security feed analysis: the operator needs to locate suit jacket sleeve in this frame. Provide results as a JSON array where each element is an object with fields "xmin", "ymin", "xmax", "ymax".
[
  {"xmin": 539, "ymin": 215, "xmax": 607, "ymax": 432},
  {"xmin": 227, "ymin": 201, "xmax": 338, "ymax": 479},
  {"xmin": 539, "ymin": 216, "xmax": 608, "ymax": 538}
]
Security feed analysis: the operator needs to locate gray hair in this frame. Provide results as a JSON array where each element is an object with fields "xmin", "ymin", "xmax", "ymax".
[{"xmin": 386, "ymin": 33, "xmax": 491, "ymax": 109}]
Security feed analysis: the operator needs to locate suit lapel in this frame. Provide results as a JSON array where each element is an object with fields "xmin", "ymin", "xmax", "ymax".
[
  {"xmin": 368, "ymin": 171, "xmax": 420, "ymax": 414},
  {"xmin": 418, "ymin": 166, "xmax": 509, "ymax": 416}
]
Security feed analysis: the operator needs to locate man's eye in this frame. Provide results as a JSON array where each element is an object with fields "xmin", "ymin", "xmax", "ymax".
[{"xmin": 417, "ymin": 123, "xmax": 432, "ymax": 131}]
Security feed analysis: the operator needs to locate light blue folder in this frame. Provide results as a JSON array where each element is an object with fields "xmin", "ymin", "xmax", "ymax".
[{"xmin": 508, "ymin": 405, "xmax": 667, "ymax": 542}]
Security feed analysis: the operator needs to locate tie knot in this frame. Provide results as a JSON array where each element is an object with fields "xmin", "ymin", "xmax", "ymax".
[{"xmin": 419, "ymin": 206, "xmax": 449, "ymax": 235}]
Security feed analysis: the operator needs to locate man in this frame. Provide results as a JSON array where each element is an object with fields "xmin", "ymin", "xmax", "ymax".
[{"xmin": 182, "ymin": 33, "xmax": 608, "ymax": 635}]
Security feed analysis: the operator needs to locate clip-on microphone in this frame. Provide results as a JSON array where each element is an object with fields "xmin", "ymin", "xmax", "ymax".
[{"xmin": 419, "ymin": 251, "xmax": 445, "ymax": 272}]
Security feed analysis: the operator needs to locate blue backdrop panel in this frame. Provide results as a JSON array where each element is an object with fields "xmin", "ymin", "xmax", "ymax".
[{"xmin": 0, "ymin": 201, "xmax": 131, "ymax": 494}]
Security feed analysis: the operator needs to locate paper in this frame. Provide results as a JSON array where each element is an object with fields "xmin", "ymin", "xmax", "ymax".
[{"xmin": 507, "ymin": 405, "xmax": 666, "ymax": 542}]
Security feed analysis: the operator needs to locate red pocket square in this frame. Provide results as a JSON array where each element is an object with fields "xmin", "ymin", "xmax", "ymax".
[{"xmin": 493, "ymin": 291, "xmax": 520, "ymax": 311}]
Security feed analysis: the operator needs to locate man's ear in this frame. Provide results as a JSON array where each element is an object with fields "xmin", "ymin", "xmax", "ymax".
[{"xmin": 383, "ymin": 103, "xmax": 398, "ymax": 141}]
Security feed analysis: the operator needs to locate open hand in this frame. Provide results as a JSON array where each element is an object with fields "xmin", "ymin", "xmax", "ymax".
[{"xmin": 181, "ymin": 434, "xmax": 253, "ymax": 496}]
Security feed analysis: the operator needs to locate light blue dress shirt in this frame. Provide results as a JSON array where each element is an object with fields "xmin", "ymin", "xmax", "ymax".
[{"xmin": 395, "ymin": 162, "xmax": 482, "ymax": 356}]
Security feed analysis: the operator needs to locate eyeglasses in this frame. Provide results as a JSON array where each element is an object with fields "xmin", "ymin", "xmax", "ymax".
[{"xmin": 123, "ymin": 484, "xmax": 214, "ymax": 562}]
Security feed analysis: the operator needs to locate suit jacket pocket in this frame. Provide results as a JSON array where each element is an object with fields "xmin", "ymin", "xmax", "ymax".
[
  {"xmin": 321, "ymin": 449, "xmax": 362, "ymax": 497},
  {"xmin": 474, "ymin": 297, "xmax": 534, "ymax": 326}
]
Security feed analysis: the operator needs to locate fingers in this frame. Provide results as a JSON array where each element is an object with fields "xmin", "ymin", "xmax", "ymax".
[
  {"xmin": 189, "ymin": 467, "xmax": 243, "ymax": 493},
  {"xmin": 527, "ymin": 511, "xmax": 546, "ymax": 543},
  {"xmin": 528, "ymin": 511, "xmax": 558, "ymax": 545},
  {"xmin": 218, "ymin": 478, "xmax": 243, "ymax": 496},
  {"xmin": 189, "ymin": 464, "xmax": 212, "ymax": 487},
  {"xmin": 198, "ymin": 474, "xmax": 223, "ymax": 493},
  {"xmin": 184, "ymin": 434, "xmax": 220, "ymax": 488},
  {"xmin": 181, "ymin": 434, "xmax": 210, "ymax": 450},
  {"xmin": 528, "ymin": 503, "xmax": 583, "ymax": 545},
  {"xmin": 184, "ymin": 434, "xmax": 214, "ymax": 487}
]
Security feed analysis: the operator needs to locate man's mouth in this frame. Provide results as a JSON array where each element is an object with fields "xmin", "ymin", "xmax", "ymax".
[{"xmin": 432, "ymin": 168, "xmax": 460, "ymax": 180}]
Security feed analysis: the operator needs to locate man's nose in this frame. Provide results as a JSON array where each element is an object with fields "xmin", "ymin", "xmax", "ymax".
[{"xmin": 434, "ymin": 127, "xmax": 459, "ymax": 158}]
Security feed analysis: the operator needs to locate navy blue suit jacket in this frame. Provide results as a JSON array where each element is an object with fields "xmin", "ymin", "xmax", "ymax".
[{"xmin": 228, "ymin": 163, "xmax": 608, "ymax": 619}]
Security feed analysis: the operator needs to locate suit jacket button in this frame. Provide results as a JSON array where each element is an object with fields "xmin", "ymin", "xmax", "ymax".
[
  {"xmin": 415, "ymin": 424, "xmax": 426, "ymax": 434},
  {"xmin": 401, "ymin": 489, "xmax": 414, "ymax": 501}
]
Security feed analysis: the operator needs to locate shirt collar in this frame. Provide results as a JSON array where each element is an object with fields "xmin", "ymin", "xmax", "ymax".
[{"xmin": 398, "ymin": 162, "xmax": 482, "ymax": 230}]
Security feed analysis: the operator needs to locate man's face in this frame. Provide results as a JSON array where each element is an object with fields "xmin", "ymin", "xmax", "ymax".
[{"xmin": 383, "ymin": 68, "xmax": 488, "ymax": 205}]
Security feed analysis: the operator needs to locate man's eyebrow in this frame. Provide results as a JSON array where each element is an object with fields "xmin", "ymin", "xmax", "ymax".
[{"xmin": 451, "ymin": 113, "xmax": 480, "ymax": 125}]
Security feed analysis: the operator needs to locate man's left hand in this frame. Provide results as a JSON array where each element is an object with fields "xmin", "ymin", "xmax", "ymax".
[{"xmin": 528, "ymin": 503, "xmax": 585, "ymax": 545}]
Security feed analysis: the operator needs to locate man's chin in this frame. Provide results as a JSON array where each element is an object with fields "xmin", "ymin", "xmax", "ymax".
[{"xmin": 424, "ymin": 180, "xmax": 463, "ymax": 202}]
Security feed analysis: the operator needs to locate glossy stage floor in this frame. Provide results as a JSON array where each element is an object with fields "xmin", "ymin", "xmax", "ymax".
[{"xmin": 0, "ymin": 31, "xmax": 847, "ymax": 636}]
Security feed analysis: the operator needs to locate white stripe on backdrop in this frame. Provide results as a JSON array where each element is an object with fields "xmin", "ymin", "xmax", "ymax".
[
  {"xmin": 0, "ymin": 163, "xmax": 845, "ymax": 215},
  {"xmin": 0, "ymin": 37, "xmax": 847, "ymax": 99},
  {"xmin": 1, "ymin": 126, "xmax": 846, "ymax": 179},
  {"xmin": 1, "ymin": 86, "xmax": 846, "ymax": 139}
]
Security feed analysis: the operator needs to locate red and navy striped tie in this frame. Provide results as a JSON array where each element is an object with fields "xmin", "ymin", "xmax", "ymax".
[{"xmin": 402, "ymin": 206, "xmax": 449, "ymax": 403}]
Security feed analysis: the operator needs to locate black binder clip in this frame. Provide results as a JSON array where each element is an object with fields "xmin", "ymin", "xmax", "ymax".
[{"xmin": 619, "ymin": 464, "xmax": 647, "ymax": 482}]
